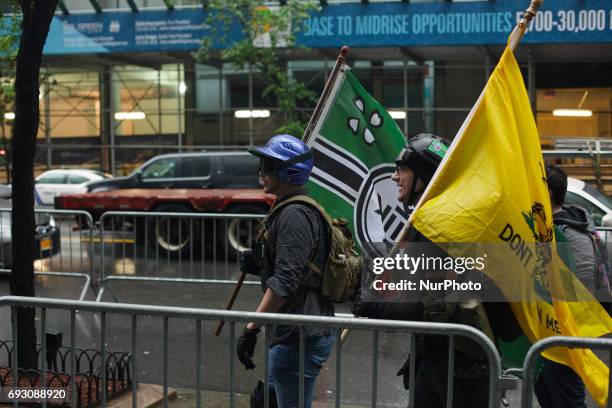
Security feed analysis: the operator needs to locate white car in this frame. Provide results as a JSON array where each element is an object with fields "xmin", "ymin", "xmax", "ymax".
[
  {"xmin": 35, "ymin": 169, "xmax": 111, "ymax": 206},
  {"xmin": 565, "ymin": 177, "xmax": 612, "ymax": 228}
]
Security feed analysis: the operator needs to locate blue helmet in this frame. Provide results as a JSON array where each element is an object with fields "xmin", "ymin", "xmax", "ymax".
[{"xmin": 248, "ymin": 134, "xmax": 313, "ymax": 185}]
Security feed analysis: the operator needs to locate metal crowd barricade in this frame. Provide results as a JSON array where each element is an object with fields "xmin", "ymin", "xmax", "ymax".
[
  {"xmin": 0, "ymin": 295, "xmax": 502, "ymax": 408},
  {"xmin": 521, "ymin": 336, "xmax": 612, "ymax": 408},
  {"xmin": 597, "ymin": 226, "xmax": 612, "ymax": 243},
  {"xmin": 0, "ymin": 208, "xmax": 95, "ymax": 301},
  {"xmin": 96, "ymin": 211, "xmax": 265, "ymax": 302},
  {"xmin": 596, "ymin": 227, "xmax": 612, "ymax": 270}
]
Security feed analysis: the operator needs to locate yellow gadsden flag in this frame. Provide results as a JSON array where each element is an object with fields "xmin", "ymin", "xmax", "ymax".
[{"xmin": 411, "ymin": 45, "xmax": 612, "ymax": 405}]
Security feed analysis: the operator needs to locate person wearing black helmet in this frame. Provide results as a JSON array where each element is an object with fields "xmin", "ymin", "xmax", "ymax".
[
  {"xmin": 354, "ymin": 133, "xmax": 497, "ymax": 408},
  {"xmin": 394, "ymin": 133, "xmax": 448, "ymax": 205},
  {"xmin": 236, "ymin": 134, "xmax": 335, "ymax": 408}
]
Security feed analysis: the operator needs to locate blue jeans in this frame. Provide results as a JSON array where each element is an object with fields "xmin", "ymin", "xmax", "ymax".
[{"xmin": 268, "ymin": 333, "xmax": 336, "ymax": 408}]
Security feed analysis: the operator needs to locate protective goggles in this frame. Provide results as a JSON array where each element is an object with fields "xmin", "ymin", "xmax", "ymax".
[
  {"xmin": 257, "ymin": 151, "xmax": 313, "ymax": 177},
  {"xmin": 395, "ymin": 148, "xmax": 413, "ymax": 172}
]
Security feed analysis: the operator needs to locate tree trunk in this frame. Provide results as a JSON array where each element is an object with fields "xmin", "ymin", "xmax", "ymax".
[{"xmin": 9, "ymin": 0, "xmax": 58, "ymax": 370}]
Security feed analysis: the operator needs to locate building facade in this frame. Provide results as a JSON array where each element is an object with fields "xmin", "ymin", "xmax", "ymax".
[{"xmin": 3, "ymin": 0, "xmax": 612, "ymax": 176}]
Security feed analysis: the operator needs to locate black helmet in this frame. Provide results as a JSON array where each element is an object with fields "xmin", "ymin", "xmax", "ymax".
[{"xmin": 396, "ymin": 133, "xmax": 449, "ymax": 184}]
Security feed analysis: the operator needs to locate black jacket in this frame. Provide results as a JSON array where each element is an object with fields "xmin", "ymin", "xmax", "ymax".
[
  {"xmin": 553, "ymin": 205, "xmax": 597, "ymax": 292},
  {"xmin": 259, "ymin": 189, "xmax": 334, "ymax": 346},
  {"xmin": 359, "ymin": 226, "xmax": 523, "ymax": 378}
]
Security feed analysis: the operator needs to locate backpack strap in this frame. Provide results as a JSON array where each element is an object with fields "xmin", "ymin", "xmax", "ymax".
[
  {"xmin": 586, "ymin": 230, "xmax": 611, "ymax": 291},
  {"xmin": 258, "ymin": 195, "xmax": 312, "ymax": 241},
  {"xmin": 586, "ymin": 231, "xmax": 600, "ymax": 279},
  {"xmin": 267, "ymin": 194, "xmax": 334, "ymax": 228},
  {"xmin": 262, "ymin": 194, "xmax": 332, "ymax": 277}
]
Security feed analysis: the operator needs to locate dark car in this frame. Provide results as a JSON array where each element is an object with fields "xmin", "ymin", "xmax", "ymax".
[
  {"xmin": 0, "ymin": 186, "xmax": 61, "ymax": 268},
  {"xmin": 86, "ymin": 151, "xmax": 260, "ymax": 192}
]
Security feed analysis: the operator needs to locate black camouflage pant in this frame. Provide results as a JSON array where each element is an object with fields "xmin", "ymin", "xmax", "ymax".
[{"xmin": 411, "ymin": 353, "xmax": 489, "ymax": 408}]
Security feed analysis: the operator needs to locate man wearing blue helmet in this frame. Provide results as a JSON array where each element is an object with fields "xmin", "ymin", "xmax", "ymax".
[{"xmin": 237, "ymin": 134, "xmax": 336, "ymax": 408}]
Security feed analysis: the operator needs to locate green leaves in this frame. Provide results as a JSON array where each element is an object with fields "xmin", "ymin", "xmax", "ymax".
[
  {"xmin": 0, "ymin": 3, "xmax": 20, "ymax": 124},
  {"xmin": 0, "ymin": 5, "xmax": 20, "ymax": 61},
  {"xmin": 196, "ymin": 0, "xmax": 319, "ymax": 137}
]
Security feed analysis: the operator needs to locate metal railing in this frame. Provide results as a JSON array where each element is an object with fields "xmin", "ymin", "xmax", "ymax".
[
  {"xmin": 0, "ymin": 295, "xmax": 502, "ymax": 408},
  {"xmin": 543, "ymin": 150, "xmax": 612, "ymax": 158},
  {"xmin": 0, "ymin": 210, "xmax": 608, "ymax": 307},
  {"xmin": 96, "ymin": 211, "xmax": 265, "ymax": 302},
  {"xmin": 0, "ymin": 209, "xmax": 95, "ymax": 301},
  {"xmin": 521, "ymin": 336, "xmax": 612, "ymax": 408}
]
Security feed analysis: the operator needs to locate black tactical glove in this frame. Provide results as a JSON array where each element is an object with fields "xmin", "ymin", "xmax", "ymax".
[
  {"xmin": 239, "ymin": 250, "xmax": 260, "ymax": 276},
  {"xmin": 351, "ymin": 289, "xmax": 375, "ymax": 317},
  {"xmin": 423, "ymin": 294, "xmax": 457, "ymax": 322},
  {"xmin": 396, "ymin": 355, "xmax": 420, "ymax": 390},
  {"xmin": 351, "ymin": 300, "xmax": 372, "ymax": 317},
  {"xmin": 236, "ymin": 326, "xmax": 260, "ymax": 370}
]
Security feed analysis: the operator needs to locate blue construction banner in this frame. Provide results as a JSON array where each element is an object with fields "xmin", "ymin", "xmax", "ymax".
[
  {"xmin": 35, "ymin": 0, "xmax": 612, "ymax": 55},
  {"xmin": 43, "ymin": 9, "xmax": 209, "ymax": 54},
  {"xmin": 298, "ymin": 0, "xmax": 612, "ymax": 47}
]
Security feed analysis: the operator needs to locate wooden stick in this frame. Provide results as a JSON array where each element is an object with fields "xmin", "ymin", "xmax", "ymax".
[
  {"xmin": 509, "ymin": 0, "xmax": 544, "ymax": 51},
  {"xmin": 340, "ymin": 326, "xmax": 351, "ymax": 345},
  {"xmin": 302, "ymin": 46, "xmax": 349, "ymax": 144},
  {"xmin": 300, "ymin": 45, "xmax": 357, "ymax": 343},
  {"xmin": 213, "ymin": 271, "xmax": 248, "ymax": 336}
]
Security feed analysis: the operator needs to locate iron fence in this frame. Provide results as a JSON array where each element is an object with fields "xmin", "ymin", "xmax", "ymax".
[
  {"xmin": 0, "ymin": 339, "xmax": 132, "ymax": 408},
  {"xmin": 0, "ymin": 209, "xmax": 95, "ymax": 301},
  {"xmin": 521, "ymin": 336, "xmax": 612, "ymax": 408},
  {"xmin": 0, "ymin": 208, "xmax": 610, "ymax": 308},
  {"xmin": 0, "ymin": 295, "xmax": 502, "ymax": 408},
  {"xmin": 96, "ymin": 210, "xmax": 265, "ymax": 302}
]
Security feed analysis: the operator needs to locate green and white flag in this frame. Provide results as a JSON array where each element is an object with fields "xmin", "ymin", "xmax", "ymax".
[{"xmin": 305, "ymin": 65, "xmax": 407, "ymax": 257}]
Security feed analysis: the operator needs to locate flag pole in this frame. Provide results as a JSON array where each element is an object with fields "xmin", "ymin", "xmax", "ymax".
[
  {"xmin": 212, "ymin": 271, "xmax": 248, "ymax": 336},
  {"xmin": 302, "ymin": 46, "xmax": 350, "ymax": 144},
  {"xmin": 509, "ymin": 0, "xmax": 544, "ymax": 52},
  {"xmin": 343, "ymin": 1, "xmax": 544, "ymax": 346},
  {"xmin": 392, "ymin": 0, "xmax": 544, "ymax": 248}
]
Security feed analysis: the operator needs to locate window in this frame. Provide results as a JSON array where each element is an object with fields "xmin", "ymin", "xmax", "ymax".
[
  {"xmin": 141, "ymin": 158, "xmax": 178, "ymax": 179},
  {"xmin": 67, "ymin": 175, "xmax": 89, "ymax": 184},
  {"xmin": 583, "ymin": 184, "xmax": 612, "ymax": 210},
  {"xmin": 564, "ymin": 191, "xmax": 606, "ymax": 226},
  {"xmin": 92, "ymin": 171, "xmax": 111, "ymax": 179},
  {"xmin": 113, "ymin": 64, "xmax": 183, "ymax": 137},
  {"xmin": 36, "ymin": 175, "xmax": 66, "ymax": 184},
  {"xmin": 536, "ymin": 87, "xmax": 612, "ymax": 146},
  {"xmin": 43, "ymin": 71, "xmax": 100, "ymax": 139},
  {"xmin": 181, "ymin": 156, "xmax": 211, "ymax": 178}
]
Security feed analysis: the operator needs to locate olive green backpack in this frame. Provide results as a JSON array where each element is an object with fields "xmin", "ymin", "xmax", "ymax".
[{"xmin": 260, "ymin": 195, "xmax": 362, "ymax": 303}]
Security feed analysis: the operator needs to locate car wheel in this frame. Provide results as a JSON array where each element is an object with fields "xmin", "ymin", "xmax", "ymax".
[
  {"xmin": 150, "ymin": 203, "xmax": 200, "ymax": 259},
  {"xmin": 217, "ymin": 204, "xmax": 267, "ymax": 261}
]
